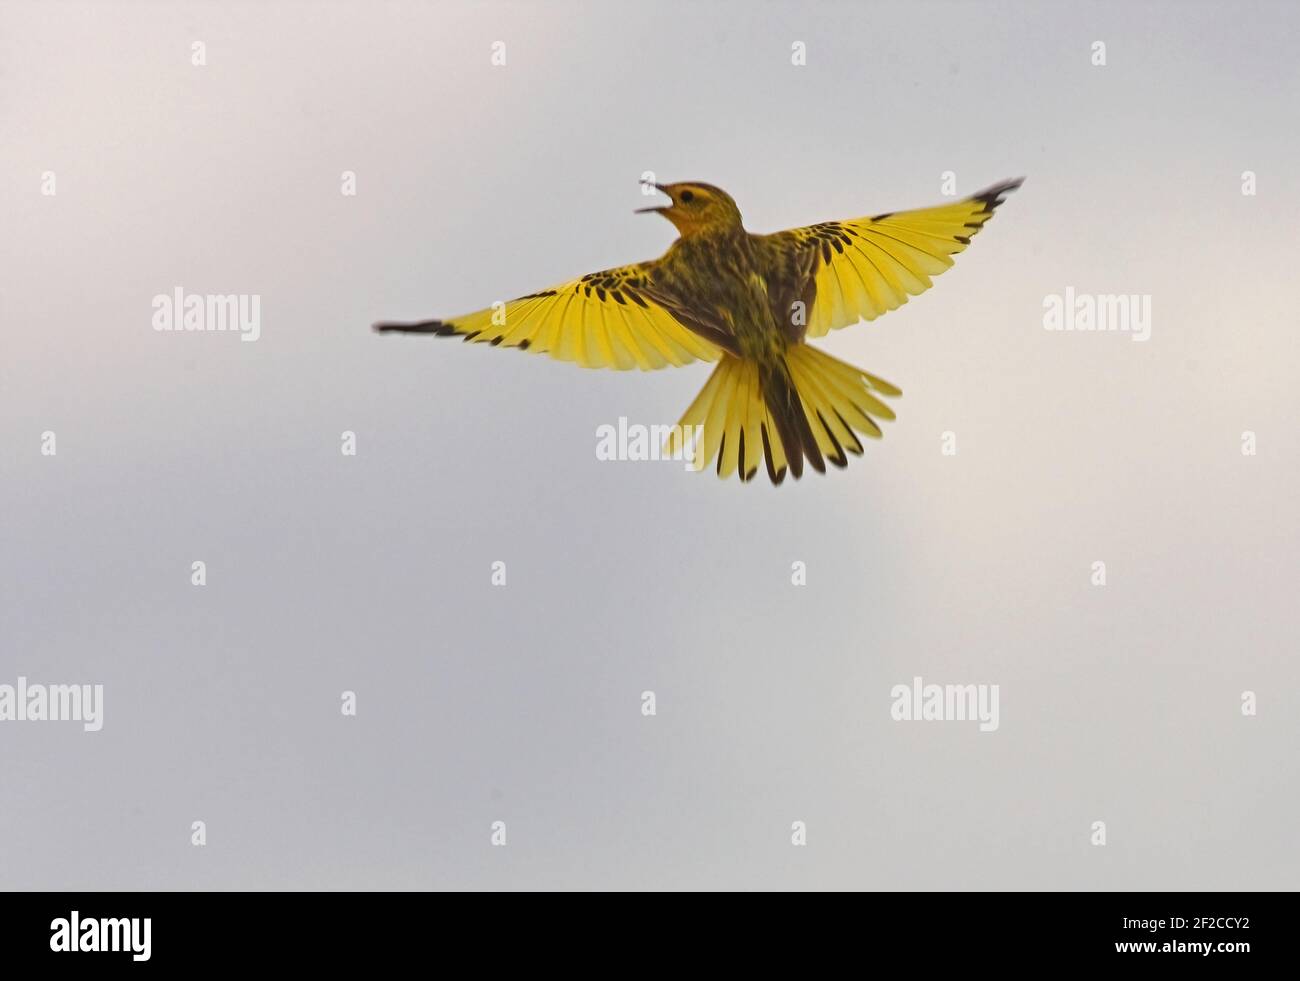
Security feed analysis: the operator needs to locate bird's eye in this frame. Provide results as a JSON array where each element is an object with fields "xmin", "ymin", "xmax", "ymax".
[{"xmin": 680, "ymin": 190, "xmax": 695, "ymax": 204}]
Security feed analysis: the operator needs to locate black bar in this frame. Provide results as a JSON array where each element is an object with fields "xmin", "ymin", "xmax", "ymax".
[{"xmin": 0, "ymin": 891, "xmax": 1277, "ymax": 968}]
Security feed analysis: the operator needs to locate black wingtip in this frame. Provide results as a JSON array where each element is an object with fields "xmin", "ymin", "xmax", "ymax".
[
  {"xmin": 971, "ymin": 177, "xmax": 1025, "ymax": 211},
  {"xmin": 372, "ymin": 319, "xmax": 457, "ymax": 336}
]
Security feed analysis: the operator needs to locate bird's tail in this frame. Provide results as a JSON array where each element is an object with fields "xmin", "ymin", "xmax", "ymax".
[{"xmin": 665, "ymin": 346, "xmax": 901, "ymax": 485}]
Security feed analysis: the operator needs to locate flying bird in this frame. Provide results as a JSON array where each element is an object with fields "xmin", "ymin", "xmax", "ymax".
[{"xmin": 374, "ymin": 177, "xmax": 1023, "ymax": 484}]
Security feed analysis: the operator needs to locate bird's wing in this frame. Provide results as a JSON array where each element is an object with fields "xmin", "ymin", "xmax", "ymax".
[
  {"xmin": 763, "ymin": 179, "xmax": 1022, "ymax": 338},
  {"xmin": 374, "ymin": 261, "xmax": 722, "ymax": 370}
]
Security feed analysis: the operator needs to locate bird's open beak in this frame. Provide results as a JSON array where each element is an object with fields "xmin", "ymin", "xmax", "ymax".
[{"xmin": 635, "ymin": 182, "xmax": 671, "ymax": 214}]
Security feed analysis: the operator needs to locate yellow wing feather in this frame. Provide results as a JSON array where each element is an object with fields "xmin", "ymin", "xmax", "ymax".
[
  {"xmin": 375, "ymin": 262, "xmax": 722, "ymax": 370},
  {"xmin": 769, "ymin": 179, "xmax": 1023, "ymax": 338}
]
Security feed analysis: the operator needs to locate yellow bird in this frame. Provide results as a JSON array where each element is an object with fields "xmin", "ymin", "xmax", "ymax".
[{"xmin": 375, "ymin": 177, "xmax": 1023, "ymax": 484}]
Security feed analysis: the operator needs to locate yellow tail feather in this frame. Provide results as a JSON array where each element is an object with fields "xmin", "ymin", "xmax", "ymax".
[{"xmin": 666, "ymin": 346, "xmax": 900, "ymax": 485}]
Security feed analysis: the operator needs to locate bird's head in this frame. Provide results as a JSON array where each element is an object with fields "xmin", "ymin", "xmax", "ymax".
[{"xmin": 636, "ymin": 181, "xmax": 743, "ymax": 237}]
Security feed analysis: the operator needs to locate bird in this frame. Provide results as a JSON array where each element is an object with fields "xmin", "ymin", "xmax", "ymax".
[{"xmin": 374, "ymin": 177, "xmax": 1023, "ymax": 485}]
